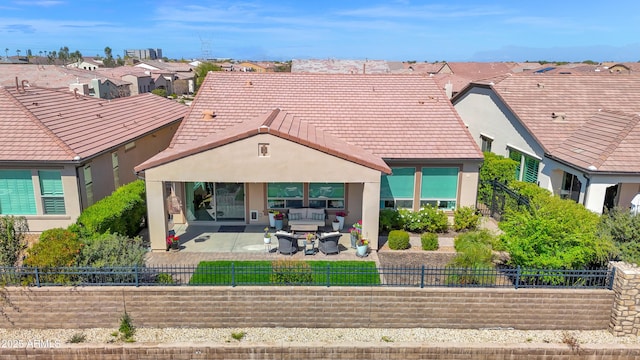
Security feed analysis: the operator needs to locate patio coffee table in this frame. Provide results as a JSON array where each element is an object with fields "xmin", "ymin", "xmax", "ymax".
[{"xmin": 289, "ymin": 224, "xmax": 318, "ymax": 232}]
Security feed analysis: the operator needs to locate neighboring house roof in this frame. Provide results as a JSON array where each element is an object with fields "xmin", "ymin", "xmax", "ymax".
[
  {"xmin": 158, "ymin": 72, "xmax": 480, "ymax": 164},
  {"xmin": 0, "ymin": 65, "xmax": 128, "ymax": 89},
  {"xmin": 135, "ymin": 60, "xmax": 193, "ymax": 73},
  {"xmin": 137, "ymin": 108, "xmax": 392, "ymax": 173},
  {"xmin": 94, "ymin": 65, "xmax": 152, "ymax": 78},
  {"xmin": 550, "ymin": 110, "xmax": 640, "ymax": 172},
  {"xmin": 291, "ymin": 59, "xmax": 391, "ymax": 74},
  {"xmin": 0, "ymin": 85, "xmax": 187, "ymax": 162},
  {"xmin": 457, "ymin": 73, "xmax": 640, "ymax": 154}
]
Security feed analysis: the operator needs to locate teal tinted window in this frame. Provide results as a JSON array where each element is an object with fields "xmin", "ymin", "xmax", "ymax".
[
  {"xmin": 0, "ymin": 170, "xmax": 36, "ymax": 215},
  {"xmin": 39, "ymin": 170, "xmax": 65, "ymax": 214},
  {"xmin": 380, "ymin": 168, "xmax": 415, "ymax": 199},
  {"xmin": 421, "ymin": 168, "xmax": 458, "ymax": 199}
]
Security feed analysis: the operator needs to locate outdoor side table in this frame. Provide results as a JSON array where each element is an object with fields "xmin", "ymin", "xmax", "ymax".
[{"xmin": 304, "ymin": 239, "xmax": 316, "ymax": 255}]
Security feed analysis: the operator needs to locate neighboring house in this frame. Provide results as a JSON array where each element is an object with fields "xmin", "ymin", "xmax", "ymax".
[
  {"xmin": 66, "ymin": 57, "xmax": 104, "ymax": 71},
  {"xmin": 238, "ymin": 62, "xmax": 266, "ymax": 72},
  {"xmin": 0, "ymin": 65, "xmax": 132, "ymax": 99},
  {"xmin": 94, "ymin": 66, "xmax": 154, "ymax": 95},
  {"xmin": 134, "ymin": 60, "xmax": 196, "ymax": 95},
  {"xmin": 452, "ymin": 73, "xmax": 640, "ymax": 214},
  {"xmin": 135, "ymin": 73, "xmax": 483, "ymax": 252},
  {"xmin": 0, "ymin": 83, "xmax": 187, "ymax": 232}
]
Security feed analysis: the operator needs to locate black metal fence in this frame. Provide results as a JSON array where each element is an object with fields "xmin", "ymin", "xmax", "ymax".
[
  {"xmin": 477, "ymin": 179, "xmax": 530, "ymax": 221},
  {"xmin": 0, "ymin": 265, "xmax": 614, "ymax": 290}
]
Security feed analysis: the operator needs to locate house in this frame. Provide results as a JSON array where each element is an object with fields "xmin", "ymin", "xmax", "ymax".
[
  {"xmin": 94, "ymin": 66, "xmax": 154, "ymax": 95},
  {"xmin": 0, "ymin": 82, "xmax": 187, "ymax": 232},
  {"xmin": 66, "ymin": 57, "xmax": 104, "ymax": 71},
  {"xmin": 134, "ymin": 60, "xmax": 196, "ymax": 95},
  {"xmin": 452, "ymin": 73, "xmax": 640, "ymax": 214},
  {"xmin": 134, "ymin": 72, "xmax": 483, "ymax": 252},
  {"xmin": 0, "ymin": 65, "xmax": 132, "ymax": 99}
]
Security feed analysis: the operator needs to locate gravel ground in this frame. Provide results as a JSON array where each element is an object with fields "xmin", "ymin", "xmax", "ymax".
[{"xmin": 0, "ymin": 327, "xmax": 638, "ymax": 347}]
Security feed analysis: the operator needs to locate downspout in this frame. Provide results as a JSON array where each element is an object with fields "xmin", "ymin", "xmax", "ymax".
[{"xmin": 582, "ymin": 173, "xmax": 591, "ymax": 207}]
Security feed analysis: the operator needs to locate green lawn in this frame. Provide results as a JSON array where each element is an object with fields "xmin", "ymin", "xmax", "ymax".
[{"xmin": 189, "ymin": 260, "xmax": 380, "ymax": 286}]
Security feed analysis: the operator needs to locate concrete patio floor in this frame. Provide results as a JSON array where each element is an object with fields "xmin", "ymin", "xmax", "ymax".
[{"xmin": 144, "ymin": 224, "xmax": 377, "ymax": 266}]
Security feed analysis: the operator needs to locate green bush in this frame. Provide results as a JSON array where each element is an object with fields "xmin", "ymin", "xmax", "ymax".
[
  {"xmin": 398, "ymin": 206, "xmax": 449, "ymax": 233},
  {"xmin": 478, "ymin": 152, "xmax": 518, "ymax": 203},
  {"xmin": 453, "ymin": 206, "xmax": 480, "ymax": 232},
  {"xmin": 379, "ymin": 208, "xmax": 402, "ymax": 233},
  {"xmin": 0, "ymin": 216, "xmax": 28, "ymax": 266},
  {"xmin": 500, "ymin": 195, "xmax": 615, "ymax": 269},
  {"xmin": 156, "ymin": 273, "xmax": 175, "ymax": 284},
  {"xmin": 446, "ymin": 230, "xmax": 497, "ymax": 285},
  {"xmin": 387, "ymin": 230, "xmax": 410, "ymax": 250},
  {"xmin": 23, "ymin": 228, "xmax": 82, "ymax": 284},
  {"xmin": 75, "ymin": 180, "xmax": 146, "ymax": 238},
  {"xmin": 76, "ymin": 233, "xmax": 147, "ymax": 267},
  {"xmin": 598, "ymin": 207, "xmax": 640, "ymax": 266},
  {"xmin": 118, "ymin": 312, "xmax": 136, "ymax": 342},
  {"xmin": 420, "ymin": 233, "xmax": 438, "ymax": 251},
  {"xmin": 270, "ymin": 260, "xmax": 313, "ymax": 285}
]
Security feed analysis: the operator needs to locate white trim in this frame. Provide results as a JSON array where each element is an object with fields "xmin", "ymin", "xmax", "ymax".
[
  {"xmin": 479, "ymin": 132, "xmax": 494, "ymax": 140},
  {"xmin": 506, "ymin": 144, "xmax": 542, "ymax": 161}
]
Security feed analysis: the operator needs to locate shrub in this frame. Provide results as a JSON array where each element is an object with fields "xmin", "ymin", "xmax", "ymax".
[
  {"xmin": 399, "ymin": 206, "xmax": 449, "ymax": 233},
  {"xmin": 75, "ymin": 180, "xmax": 146, "ymax": 238},
  {"xmin": 118, "ymin": 312, "xmax": 136, "ymax": 342},
  {"xmin": 420, "ymin": 233, "xmax": 438, "ymax": 251},
  {"xmin": 270, "ymin": 260, "xmax": 312, "ymax": 285},
  {"xmin": 387, "ymin": 230, "xmax": 410, "ymax": 250},
  {"xmin": 500, "ymin": 195, "xmax": 615, "ymax": 269},
  {"xmin": 76, "ymin": 233, "xmax": 147, "ymax": 267},
  {"xmin": 156, "ymin": 273, "xmax": 175, "ymax": 284},
  {"xmin": 478, "ymin": 152, "xmax": 518, "ymax": 203},
  {"xmin": 23, "ymin": 228, "xmax": 82, "ymax": 284},
  {"xmin": 446, "ymin": 230, "xmax": 497, "ymax": 285},
  {"xmin": 379, "ymin": 208, "xmax": 402, "ymax": 233},
  {"xmin": 598, "ymin": 207, "xmax": 640, "ymax": 266},
  {"xmin": 0, "ymin": 216, "xmax": 28, "ymax": 266},
  {"xmin": 453, "ymin": 206, "xmax": 480, "ymax": 232}
]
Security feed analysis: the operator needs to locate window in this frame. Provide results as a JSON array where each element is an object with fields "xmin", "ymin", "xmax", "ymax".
[
  {"xmin": 267, "ymin": 182, "xmax": 303, "ymax": 209},
  {"xmin": 112, "ymin": 152, "xmax": 120, "ymax": 188},
  {"xmin": 0, "ymin": 170, "xmax": 36, "ymax": 215},
  {"xmin": 560, "ymin": 172, "xmax": 582, "ymax": 203},
  {"xmin": 420, "ymin": 167, "xmax": 458, "ymax": 210},
  {"xmin": 509, "ymin": 149, "xmax": 540, "ymax": 183},
  {"xmin": 39, "ymin": 170, "xmax": 65, "ymax": 214},
  {"xmin": 308, "ymin": 183, "xmax": 345, "ymax": 209},
  {"xmin": 380, "ymin": 167, "xmax": 415, "ymax": 209},
  {"xmin": 84, "ymin": 165, "xmax": 94, "ymax": 206},
  {"xmin": 480, "ymin": 135, "xmax": 493, "ymax": 152}
]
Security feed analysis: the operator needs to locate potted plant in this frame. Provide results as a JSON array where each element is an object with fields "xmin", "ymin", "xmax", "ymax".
[
  {"xmin": 166, "ymin": 234, "xmax": 180, "ymax": 251},
  {"xmin": 267, "ymin": 210, "xmax": 278, "ymax": 228},
  {"xmin": 332, "ymin": 218, "xmax": 340, "ymax": 231},
  {"xmin": 305, "ymin": 232, "xmax": 315, "ymax": 244},
  {"xmin": 349, "ymin": 220, "xmax": 362, "ymax": 249},
  {"xmin": 335, "ymin": 211, "xmax": 346, "ymax": 230},
  {"xmin": 263, "ymin": 227, "xmax": 271, "ymax": 244},
  {"xmin": 274, "ymin": 212, "xmax": 284, "ymax": 230},
  {"xmin": 356, "ymin": 238, "xmax": 369, "ymax": 257}
]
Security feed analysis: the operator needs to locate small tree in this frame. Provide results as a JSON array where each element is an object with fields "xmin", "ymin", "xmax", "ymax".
[
  {"xmin": 0, "ymin": 216, "xmax": 28, "ymax": 266},
  {"xmin": 598, "ymin": 207, "xmax": 640, "ymax": 266}
]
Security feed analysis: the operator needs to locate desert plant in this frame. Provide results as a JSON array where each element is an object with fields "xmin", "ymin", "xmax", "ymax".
[
  {"xmin": 118, "ymin": 311, "xmax": 136, "ymax": 342},
  {"xmin": 421, "ymin": 233, "xmax": 439, "ymax": 251},
  {"xmin": 76, "ymin": 232, "xmax": 146, "ymax": 267},
  {"xmin": 453, "ymin": 206, "xmax": 480, "ymax": 232},
  {"xmin": 270, "ymin": 260, "xmax": 313, "ymax": 285},
  {"xmin": 0, "ymin": 216, "xmax": 28, "ymax": 266},
  {"xmin": 231, "ymin": 331, "xmax": 246, "ymax": 341},
  {"xmin": 67, "ymin": 333, "xmax": 86, "ymax": 343},
  {"xmin": 387, "ymin": 230, "xmax": 410, "ymax": 250}
]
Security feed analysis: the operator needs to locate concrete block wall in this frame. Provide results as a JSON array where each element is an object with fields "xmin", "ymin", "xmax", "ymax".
[
  {"xmin": 0, "ymin": 286, "xmax": 613, "ymax": 331},
  {"xmin": 609, "ymin": 262, "xmax": 640, "ymax": 336}
]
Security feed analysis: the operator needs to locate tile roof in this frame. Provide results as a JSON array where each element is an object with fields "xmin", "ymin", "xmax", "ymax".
[
  {"xmin": 550, "ymin": 110, "xmax": 640, "ymax": 172},
  {"xmin": 166, "ymin": 72, "xmax": 481, "ymax": 162},
  {"xmin": 0, "ymin": 86, "xmax": 187, "ymax": 162},
  {"xmin": 136, "ymin": 108, "xmax": 392, "ymax": 174},
  {"xmin": 0, "ymin": 65, "xmax": 128, "ymax": 88},
  {"xmin": 482, "ymin": 73, "xmax": 640, "ymax": 152},
  {"xmin": 291, "ymin": 59, "xmax": 391, "ymax": 74}
]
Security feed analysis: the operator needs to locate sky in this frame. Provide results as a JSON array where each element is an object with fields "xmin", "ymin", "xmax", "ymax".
[{"xmin": 1, "ymin": 0, "xmax": 639, "ymax": 63}]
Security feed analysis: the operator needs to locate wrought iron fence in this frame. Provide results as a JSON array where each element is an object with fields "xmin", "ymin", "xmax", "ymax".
[
  {"xmin": 477, "ymin": 179, "xmax": 530, "ymax": 221},
  {"xmin": 0, "ymin": 265, "xmax": 614, "ymax": 290}
]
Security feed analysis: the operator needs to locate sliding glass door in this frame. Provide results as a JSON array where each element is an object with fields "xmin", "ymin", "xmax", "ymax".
[{"xmin": 185, "ymin": 182, "xmax": 245, "ymax": 221}]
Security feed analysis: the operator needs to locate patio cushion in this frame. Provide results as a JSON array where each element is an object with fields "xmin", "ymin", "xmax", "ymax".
[
  {"xmin": 289, "ymin": 212, "xmax": 303, "ymax": 220},
  {"xmin": 311, "ymin": 213, "xmax": 324, "ymax": 221},
  {"xmin": 289, "ymin": 208, "xmax": 307, "ymax": 219}
]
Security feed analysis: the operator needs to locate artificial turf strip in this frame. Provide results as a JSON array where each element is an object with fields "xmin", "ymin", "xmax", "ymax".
[{"xmin": 188, "ymin": 260, "xmax": 380, "ymax": 286}]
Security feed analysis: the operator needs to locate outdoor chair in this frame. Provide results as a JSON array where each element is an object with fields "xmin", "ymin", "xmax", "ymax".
[
  {"xmin": 317, "ymin": 231, "xmax": 341, "ymax": 255},
  {"xmin": 275, "ymin": 231, "xmax": 298, "ymax": 255}
]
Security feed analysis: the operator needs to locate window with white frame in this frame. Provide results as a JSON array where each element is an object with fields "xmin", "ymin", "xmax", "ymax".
[
  {"xmin": 308, "ymin": 183, "xmax": 345, "ymax": 209},
  {"xmin": 420, "ymin": 167, "xmax": 458, "ymax": 210},
  {"xmin": 267, "ymin": 182, "xmax": 303, "ymax": 209},
  {"xmin": 509, "ymin": 149, "xmax": 540, "ymax": 183},
  {"xmin": 38, "ymin": 170, "xmax": 65, "ymax": 214},
  {"xmin": 83, "ymin": 165, "xmax": 94, "ymax": 206},
  {"xmin": 380, "ymin": 167, "xmax": 415, "ymax": 209},
  {"xmin": 480, "ymin": 135, "xmax": 493, "ymax": 152}
]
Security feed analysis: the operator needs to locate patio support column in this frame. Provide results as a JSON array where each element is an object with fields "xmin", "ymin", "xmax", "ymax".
[
  {"xmin": 362, "ymin": 181, "xmax": 381, "ymax": 250},
  {"xmin": 146, "ymin": 180, "xmax": 168, "ymax": 251},
  {"xmin": 584, "ymin": 182, "xmax": 614, "ymax": 214}
]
